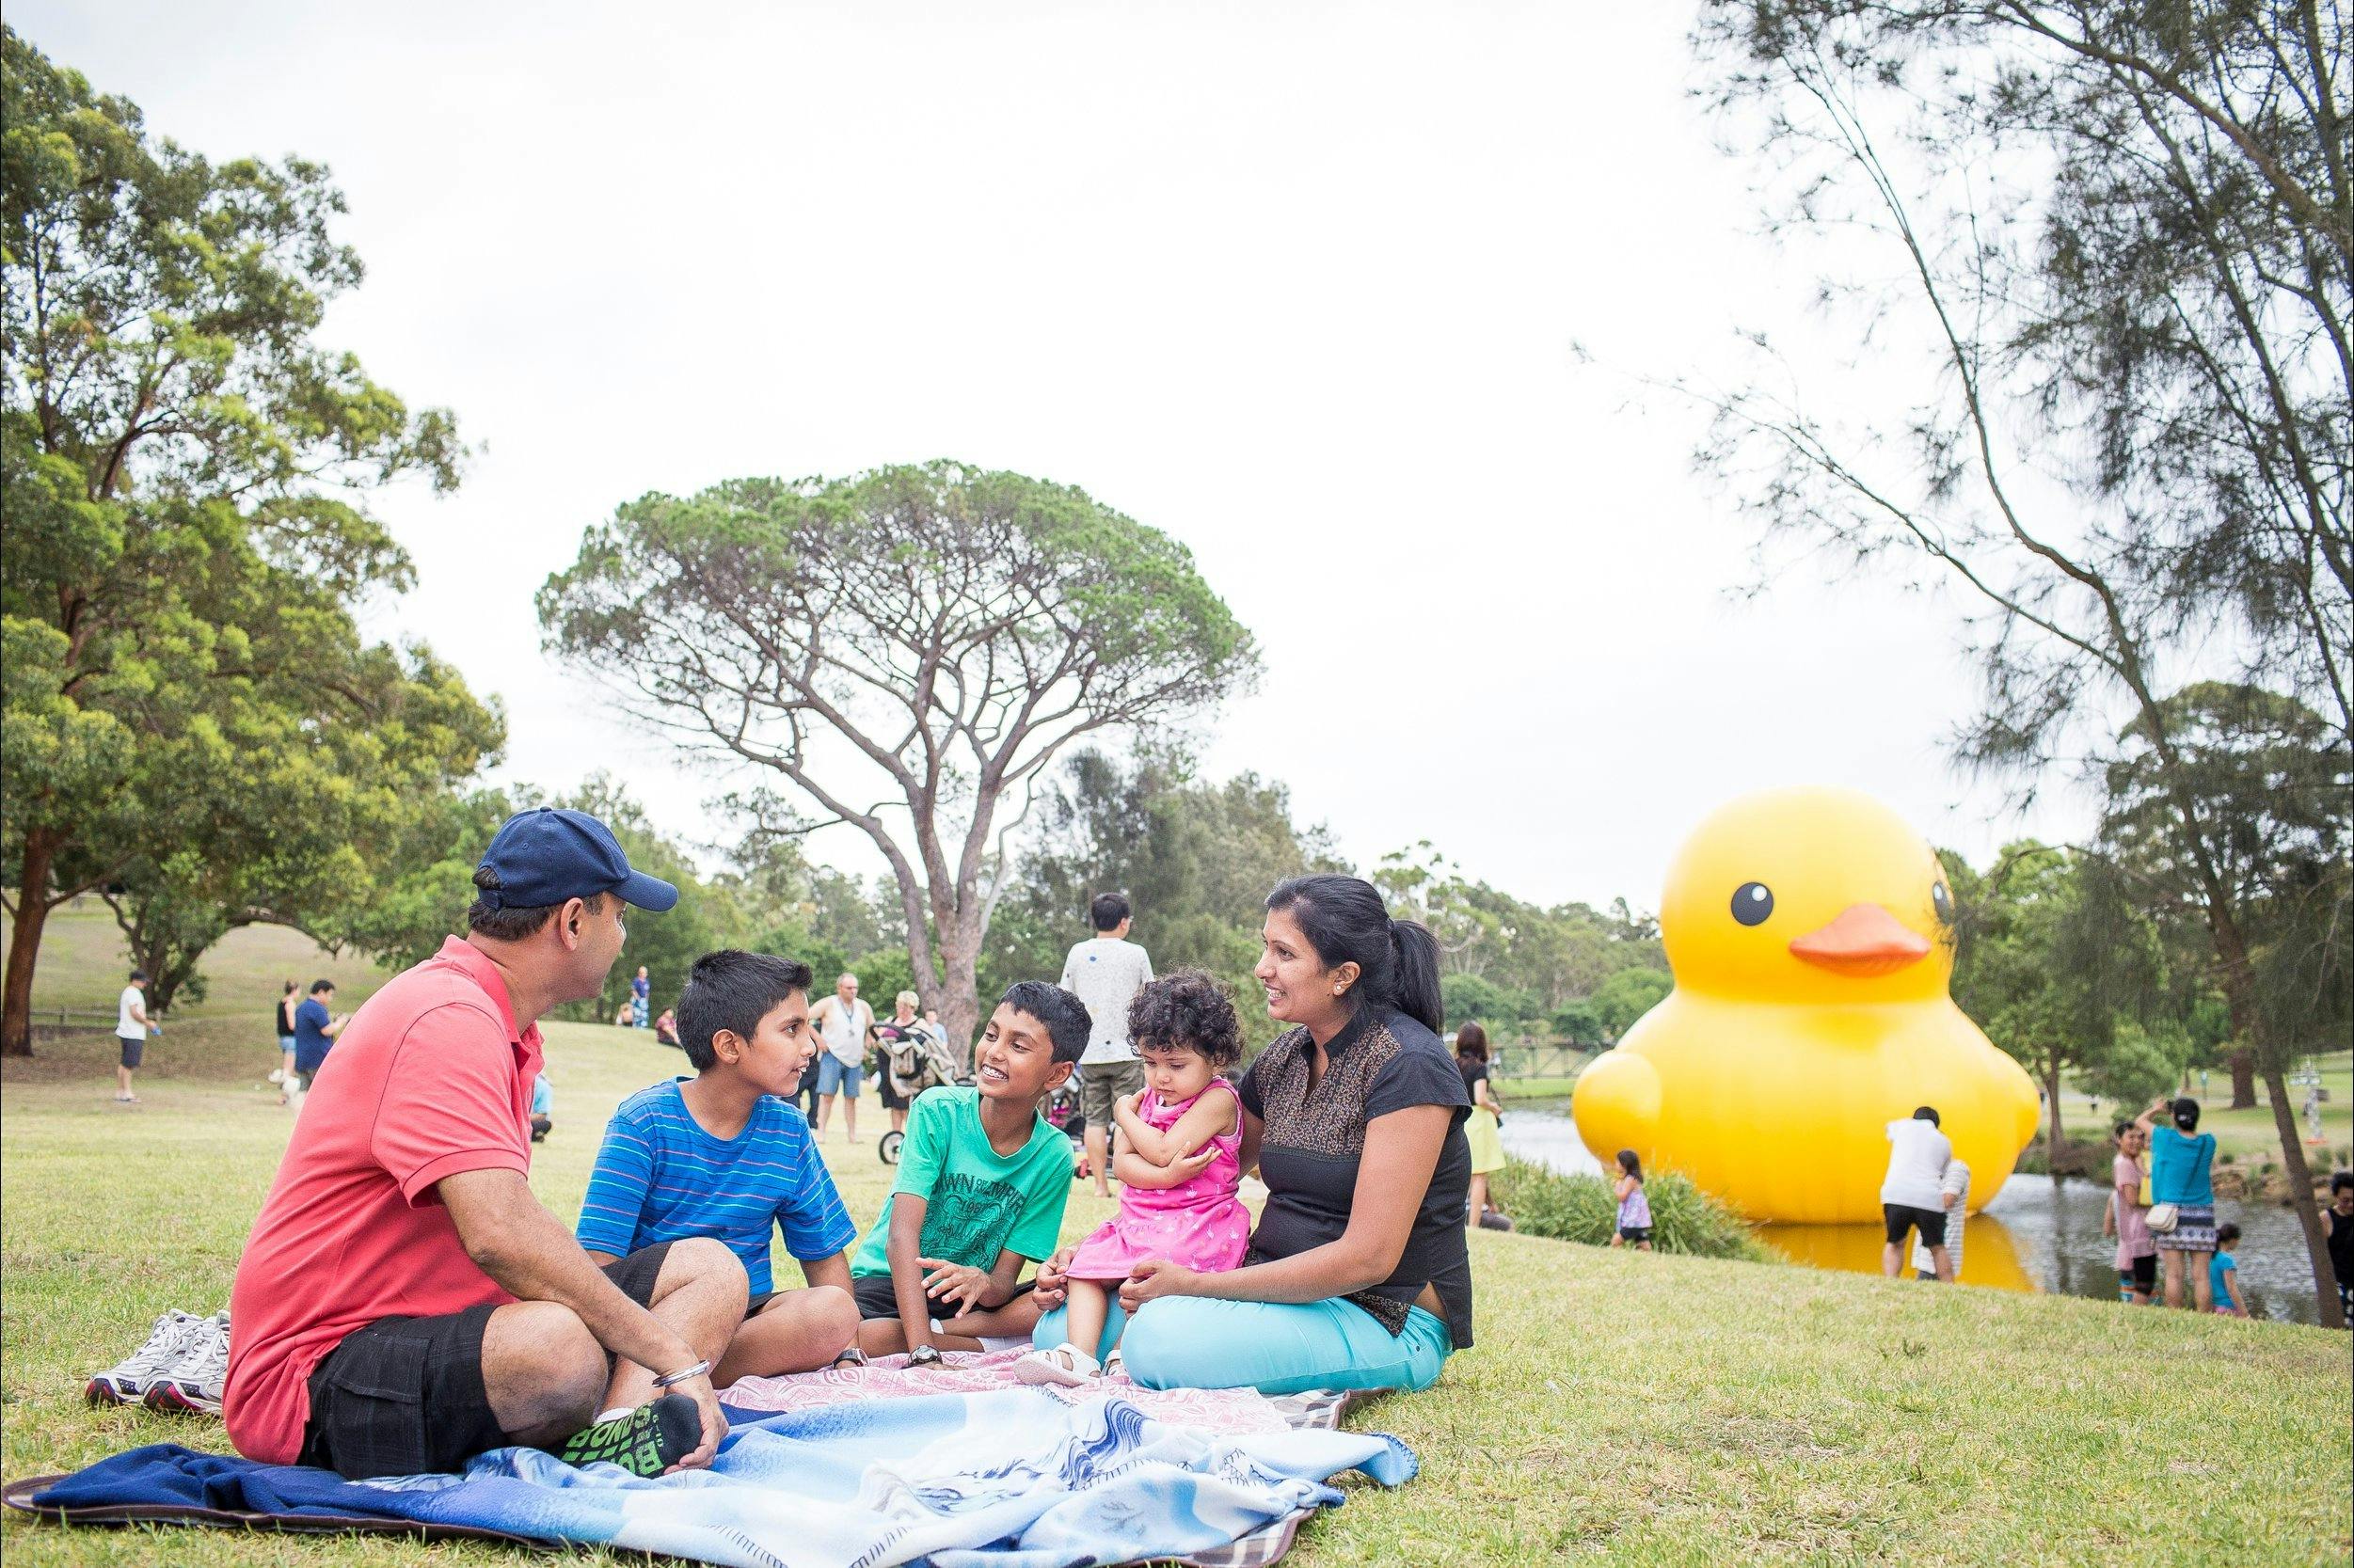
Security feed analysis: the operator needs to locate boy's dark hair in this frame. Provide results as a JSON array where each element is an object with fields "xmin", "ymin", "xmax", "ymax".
[
  {"xmin": 2171, "ymin": 1096, "xmax": 2202, "ymax": 1132},
  {"xmin": 2216, "ymin": 1221, "xmax": 2241, "ymax": 1245},
  {"xmin": 309, "ymin": 979, "xmax": 334, "ymax": 995},
  {"xmin": 1090, "ymin": 892, "xmax": 1132, "ymax": 932},
  {"xmin": 998, "ymin": 980, "xmax": 1090, "ymax": 1065},
  {"xmin": 677, "ymin": 950, "xmax": 814, "ymax": 1071},
  {"xmin": 1128, "ymin": 969, "xmax": 1244, "ymax": 1069},
  {"xmin": 2113, "ymin": 1119, "xmax": 2137, "ymax": 1140},
  {"xmin": 2332, "ymin": 1171, "xmax": 2354, "ymax": 1196},
  {"xmin": 1914, "ymin": 1105, "xmax": 1940, "ymax": 1127},
  {"xmin": 467, "ymin": 863, "xmax": 611, "ymax": 942}
]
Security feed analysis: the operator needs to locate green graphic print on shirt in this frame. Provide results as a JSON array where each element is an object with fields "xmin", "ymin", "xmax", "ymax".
[{"xmin": 919, "ymin": 1172, "xmax": 1025, "ymax": 1264}]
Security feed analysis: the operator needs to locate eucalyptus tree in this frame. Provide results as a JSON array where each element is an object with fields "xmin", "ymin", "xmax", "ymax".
[
  {"xmin": 1, "ymin": 27, "xmax": 490, "ymax": 1052},
  {"xmin": 539, "ymin": 462, "xmax": 1258, "ymax": 1050}
]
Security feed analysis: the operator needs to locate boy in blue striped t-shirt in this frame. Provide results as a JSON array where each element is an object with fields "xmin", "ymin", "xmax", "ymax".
[{"xmin": 578, "ymin": 952, "xmax": 862, "ymax": 1383}]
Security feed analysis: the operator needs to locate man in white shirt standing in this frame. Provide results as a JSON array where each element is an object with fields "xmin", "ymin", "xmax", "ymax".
[
  {"xmin": 807, "ymin": 972, "xmax": 874, "ymax": 1147},
  {"xmin": 1058, "ymin": 894, "xmax": 1153, "ymax": 1198},
  {"xmin": 1880, "ymin": 1105, "xmax": 1954, "ymax": 1280},
  {"xmin": 115, "ymin": 968, "xmax": 152, "ymax": 1104}
]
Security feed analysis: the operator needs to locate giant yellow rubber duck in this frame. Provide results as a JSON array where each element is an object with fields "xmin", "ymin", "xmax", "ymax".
[{"xmin": 1572, "ymin": 787, "xmax": 2039, "ymax": 1223}]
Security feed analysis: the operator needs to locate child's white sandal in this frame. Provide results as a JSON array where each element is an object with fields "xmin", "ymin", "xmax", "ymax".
[{"xmin": 1013, "ymin": 1342, "xmax": 1100, "ymax": 1387}]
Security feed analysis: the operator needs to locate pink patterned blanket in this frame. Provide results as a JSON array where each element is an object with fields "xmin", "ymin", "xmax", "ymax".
[{"xmin": 724, "ymin": 1348, "xmax": 1301, "ymax": 1435}]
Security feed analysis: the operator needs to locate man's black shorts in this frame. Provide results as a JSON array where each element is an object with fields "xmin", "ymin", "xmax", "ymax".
[
  {"xmin": 1882, "ymin": 1202, "xmax": 1948, "ymax": 1249},
  {"xmin": 117, "ymin": 1036, "xmax": 143, "ymax": 1069},
  {"xmin": 298, "ymin": 1242, "xmax": 674, "ymax": 1480},
  {"xmin": 850, "ymin": 1272, "xmax": 1033, "ymax": 1323}
]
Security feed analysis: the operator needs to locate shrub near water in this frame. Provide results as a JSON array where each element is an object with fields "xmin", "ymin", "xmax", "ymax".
[{"xmin": 1490, "ymin": 1156, "xmax": 1771, "ymax": 1261}]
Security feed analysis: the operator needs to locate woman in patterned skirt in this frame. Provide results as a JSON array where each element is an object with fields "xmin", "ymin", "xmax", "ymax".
[{"xmin": 2139, "ymin": 1096, "xmax": 2219, "ymax": 1310}]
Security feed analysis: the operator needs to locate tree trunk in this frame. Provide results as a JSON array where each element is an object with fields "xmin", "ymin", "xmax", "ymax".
[
  {"xmin": 2261, "ymin": 1062, "xmax": 2346, "ymax": 1329},
  {"xmin": 2209, "ymin": 925, "xmax": 2343, "ymax": 1326},
  {"xmin": 2045, "ymin": 1053, "xmax": 2065, "ymax": 1165},
  {"xmin": 2225, "ymin": 1046, "xmax": 2257, "ymax": 1109},
  {"xmin": 938, "ymin": 927, "xmax": 982, "ymax": 1075},
  {"xmin": 2, "ymin": 834, "xmax": 62, "ymax": 1056}
]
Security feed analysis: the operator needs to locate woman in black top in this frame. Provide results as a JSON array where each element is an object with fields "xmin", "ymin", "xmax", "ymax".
[
  {"xmin": 274, "ymin": 980, "xmax": 298, "ymax": 1106},
  {"xmin": 1037, "ymin": 874, "xmax": 1471, "ymax": 1393}
]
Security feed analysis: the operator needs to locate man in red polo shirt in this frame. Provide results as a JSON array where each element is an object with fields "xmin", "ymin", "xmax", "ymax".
[{"xmin": 225, "ymin": 808, "xmax": 748, "ymax": 1479}]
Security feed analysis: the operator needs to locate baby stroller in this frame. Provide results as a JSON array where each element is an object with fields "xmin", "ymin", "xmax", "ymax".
[{"xmin": 876, "ymin": 1026, "xmax": 964, "ymax": 1164}]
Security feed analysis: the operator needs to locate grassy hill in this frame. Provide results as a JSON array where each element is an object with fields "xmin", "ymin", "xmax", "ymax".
[{"xmin": 2, "ymin": 923, "xmax": 2347, "ymax": 1566}]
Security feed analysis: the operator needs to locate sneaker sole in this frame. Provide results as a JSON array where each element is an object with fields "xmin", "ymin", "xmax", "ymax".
[
  {"xmin": 144, "ymin": 1384, "xmax": 222, "ymax": 1417},
  {"xmin": 85, "ymin": 1378, "xmax": 134, "ymax": 1405}
]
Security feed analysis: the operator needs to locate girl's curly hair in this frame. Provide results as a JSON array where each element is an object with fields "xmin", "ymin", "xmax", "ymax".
[{"xmin": 1126, "ymin": 968, "xmax": 1245, "ymax": 1069}]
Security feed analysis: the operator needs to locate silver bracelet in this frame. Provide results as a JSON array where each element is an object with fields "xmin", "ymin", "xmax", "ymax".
[{"xmin": 651, "ymin": 1358, "xmax": 711, "ymax": 1388}]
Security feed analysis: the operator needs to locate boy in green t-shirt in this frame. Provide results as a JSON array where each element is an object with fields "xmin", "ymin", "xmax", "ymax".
[{"xmin": 851, "ymin": 980, "xmax": 1087, "ymax": 1361}]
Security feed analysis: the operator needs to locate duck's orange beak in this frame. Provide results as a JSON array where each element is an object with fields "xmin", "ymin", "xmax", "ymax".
[{"xmin": 1789, "ymin": 903, "xmax": 1931, "ymax": 976}]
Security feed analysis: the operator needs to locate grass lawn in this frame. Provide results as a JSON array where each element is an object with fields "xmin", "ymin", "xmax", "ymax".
[{"xmin": 4, "ymin": 926, "xmax": 2349, "ymax": 1566}]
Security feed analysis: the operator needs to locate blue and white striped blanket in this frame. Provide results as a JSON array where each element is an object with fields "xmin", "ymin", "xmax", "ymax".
[{"xmin": 29, "ymin": 1387, "xmax": 1416, "ymax": 1567}]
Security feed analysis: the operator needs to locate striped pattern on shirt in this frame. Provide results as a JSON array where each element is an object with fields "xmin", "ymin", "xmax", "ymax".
[{"xmin": 575, "ymin": 1079, "xmax": 856, "ymax": 1295}]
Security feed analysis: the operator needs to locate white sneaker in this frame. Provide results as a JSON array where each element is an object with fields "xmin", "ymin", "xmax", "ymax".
[
  {"xmin": 144, "ymin": 1310, "xmax": 231, "ymax": 1417},
  {"xmin": 266, "ymin": 1068, "xmax": 285, "ymax": 1085},
  {"xmin": 1013, "ymin": 1341, "xmax": 1100, "ymax": 1387},
  {"xmin": 86, "ymin": 1310, "xmax": 205, "ymax": 1404}
]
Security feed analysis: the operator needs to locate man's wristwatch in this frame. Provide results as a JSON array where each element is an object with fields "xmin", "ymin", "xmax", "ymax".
[
  {"xmin": 906, "ymin": 1344, "xmax": 944, "ymax": 1368},
  {"xmin": 652, "ymin": 1358, "xmax": 711, "ymax": 1389}
]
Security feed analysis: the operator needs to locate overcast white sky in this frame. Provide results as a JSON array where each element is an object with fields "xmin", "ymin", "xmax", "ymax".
[{"xmin": 18, "ymin": 0, "xmax": 2086, "ymax": 911}]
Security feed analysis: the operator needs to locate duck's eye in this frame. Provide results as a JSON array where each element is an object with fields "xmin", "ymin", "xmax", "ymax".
[
  {"xmin": 1730, "ymin": 882, "xmax": 1774, "ymax": 926},
  {"xmin": 1931, "ymin": 881, "xmax": 1954, "ymax": 925}
]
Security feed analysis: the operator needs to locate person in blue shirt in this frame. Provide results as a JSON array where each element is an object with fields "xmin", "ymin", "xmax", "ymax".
[
  {"xmin": 530, "ymin": 1073, "xmax": 554, "ymax": 1143},
  {"xmin": 2138, "ymin": 1096, "xmax": 2219, "ymax": 1310},
  {"xmin": 2209, "ymin": 1222, "xmax": 2249, "ymax": 1318},
  {"xmin": 578, "ymin": 951, "xmax": 860, "ymax": 1384},
  {"xmin": 289, "ymin": 980, "xmax": 347, "ymax": 1098}
]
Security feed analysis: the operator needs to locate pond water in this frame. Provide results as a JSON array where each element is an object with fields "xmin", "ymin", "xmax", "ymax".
[{"xmin": 1497, "ymin": 1104, "xmax": 2325, "ymax": 1325}]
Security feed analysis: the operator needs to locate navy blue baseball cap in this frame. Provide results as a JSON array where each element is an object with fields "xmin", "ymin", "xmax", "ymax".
[{"xmin": 474, "ymin": 808, "xmax": 678, "ymax": 913}]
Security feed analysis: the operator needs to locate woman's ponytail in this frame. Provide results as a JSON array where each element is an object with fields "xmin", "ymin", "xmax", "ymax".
[{"xmin": 1388, "ymin": 919, "xmax": 1444, "ymax": 1037}]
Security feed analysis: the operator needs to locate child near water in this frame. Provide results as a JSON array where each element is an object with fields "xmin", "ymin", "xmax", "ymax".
[
  {"xmin": 2210, "ymin": 1222, "xmax": 2249, "ymax": 1318},
  {"xmin": 1610, "ymin": 1148, "xmax": 1653, "ymax": 1250},
  {"xmin": 1018, "ymin": 971, "xmax": 1249, "ymax": 1385}
]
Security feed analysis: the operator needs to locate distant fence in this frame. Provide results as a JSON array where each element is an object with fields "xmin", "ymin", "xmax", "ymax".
[
  {"xmin": 1491, "ymin": 1040, "xmax": 1593, "ymax": 1083},
  {"xmin": 24, "ymin": 1007, "xmax": 119, "ymax": 1034}
]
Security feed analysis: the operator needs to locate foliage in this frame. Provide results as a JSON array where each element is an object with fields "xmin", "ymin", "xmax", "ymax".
[
  {"xmin": 1688, "ymin": 0, "xmax": 2351, "ymax": 1323},
  {"xmin": 1488, "ymin": 1157, "xmax": 1769, "ymax": 1262},
  {"xmin": 1945, "ymin": 842, "xmax": 2171, "ymax": 1149},
  {"xmin": 538, "ymin": 462, "xmax": 1259, "ymax": 1050},
  {"xmin": 1589, "ymin": 966, "xmax": 1672, "ymax": 1040},
  {"xmin": 0, "ymin": 26, "xmax": 492, "ymax": 1048},
  {"xmin": 981, "ymin": 746, "xmax": 1343, "ymax": 1030}
]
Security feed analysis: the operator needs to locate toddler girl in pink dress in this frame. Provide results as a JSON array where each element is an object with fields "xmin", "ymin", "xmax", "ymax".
[{"xmin": 1018, "ymin": 971, "xmax": 1249, "ymax": 1385}]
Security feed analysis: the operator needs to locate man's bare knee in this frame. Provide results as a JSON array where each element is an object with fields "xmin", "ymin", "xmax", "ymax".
[
  {"xmin": 483, "ymin": 1302, "xmax": 603, "ymax": 1439},
  {"xmin": 656, "ymin": 1237, "xmax": 750, "ymax": 1307}
]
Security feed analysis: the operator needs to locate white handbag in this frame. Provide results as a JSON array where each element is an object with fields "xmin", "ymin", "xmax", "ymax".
[{"xmin": 2146, "ymin": 1202, "xmax": 2181, "ymax": 1233}]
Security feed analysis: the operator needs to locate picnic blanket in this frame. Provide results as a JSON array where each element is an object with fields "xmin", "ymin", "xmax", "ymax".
[
  {"xmin": 9, "ymin": 1385, "xmax": 1414, "ymax": 1567},
  {"xmin": 723, "ymin": 1347, "xmax": 1312, "ymax": 1436}
]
